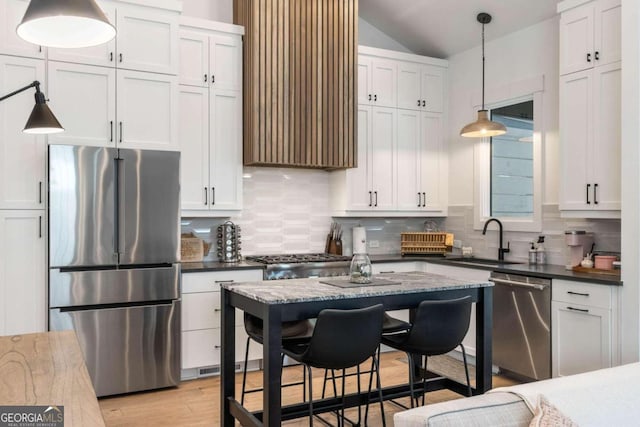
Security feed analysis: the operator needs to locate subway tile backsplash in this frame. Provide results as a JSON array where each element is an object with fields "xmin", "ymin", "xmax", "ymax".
[{"xmin": 182, "ymin": 168, "xmax": 620, "ymax": 264}]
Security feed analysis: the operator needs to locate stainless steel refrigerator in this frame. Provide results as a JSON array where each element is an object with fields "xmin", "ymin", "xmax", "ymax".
[{"xmin": 48, "ymin": 144, "xmax": 181, "ymax": 397}]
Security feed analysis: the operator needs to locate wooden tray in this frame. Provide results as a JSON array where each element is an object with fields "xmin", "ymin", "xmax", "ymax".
[{"xmin": 571, "ymin": 266, "xmax": 621, "ymax": 276}]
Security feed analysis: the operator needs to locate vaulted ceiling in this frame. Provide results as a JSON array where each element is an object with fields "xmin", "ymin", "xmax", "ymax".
[{"xmin": 359, "ymin": 0, "xmax": 559, "ymax": 58}]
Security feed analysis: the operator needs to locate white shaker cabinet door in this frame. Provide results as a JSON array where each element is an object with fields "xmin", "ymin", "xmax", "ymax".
[
  {"xmin": 210, "ymin": 32, "xmax": 242, "ymax": 92},
  {"xmin": 559, "ymin": 4, "xmax": 594, "ymax": 75},
  {"xmin": 370, "ymin": 107, "xmax": 396, "ymax": 210},
  {"xmin": 210, "ymin": 89, "xmax": 243, "ymax": 210},
  {"xmin": 370, "ymin": 59, "xmax": 397, "ymax": 108},
  {"xmin": 396, "ymin": 109, "xmax": 421, "ymax": 211},
  {"xmin": 179, "ymin": 85, "xmax": 210, "ymax": 211},
  {"xmin": 357, "ymin": 57, "xmax": 372, "ymax": 105},
  {"xmin": 420, "ymin": 112, "xmax": 444, "ymax": 211},
  {"xmin": 47, "ymin": 62, "xmax": 116, "ymax": 148},
  {"xmin": 179, "ymin": 30, "xmax": 209, "ymax": 87},
  {"xmin": 346, "ymin": 106, "xmax": 372, "ymax": 210},
  {"xmin": 0, "ymin": 0, "xmax": 44, "ymax": 59},
  {"xmin": 116, "ymin": 4, "xmax": 179, "ymax": 75},
  {"xmin": 0, "ymin": 211, "xmax": 45, "ymax": 335},
  {"xmin": 116, "ymin": 70, "xmax": 178, "ymax": 151},
  {"xmin": 594, "ymin": 0, "xmax": 621, "ymax": 68},
  {"xmin": 397, "ymin": 62, "xmax": 421, "ymax": 111},
  {"xmin": 0, "ymin": 56, "xmax": 45, "ymax": 209},
  {"xmin": 421, "ymin": 66, "xmax": 445, "ymax": 113},
  {"xmin": 46, "ymin": 2, "xmax": 117, "ymax": 67}
]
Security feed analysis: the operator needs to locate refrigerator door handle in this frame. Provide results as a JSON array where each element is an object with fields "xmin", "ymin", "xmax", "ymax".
[{"xmin": 114, "ymin": 156, "xmax": 125, "ymax": 257}]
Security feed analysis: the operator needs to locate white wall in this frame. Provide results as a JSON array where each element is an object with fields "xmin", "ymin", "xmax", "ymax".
[
  {"xmin": 359, "ymin": 18, "xmax": 412, "ymax": 53},
  {"xmin": 447, "ymin": 17, "xmax": 560, "ymax": 206},
  {"xmin": 181, "ymin": 0, "xmax": 233, "ymax": 23},
  {"xmin": 620, "ymin": 0, "xmax": 640, "ymax": 364}
]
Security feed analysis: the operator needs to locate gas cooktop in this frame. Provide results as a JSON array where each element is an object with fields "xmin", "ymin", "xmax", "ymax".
[
  {"xmin": 245, "ymin": 253, "xmax": 352, "ymax": 280},
  {"xmin": 245, "ymin": 253, "xmax": 352, "ymax": 265}
]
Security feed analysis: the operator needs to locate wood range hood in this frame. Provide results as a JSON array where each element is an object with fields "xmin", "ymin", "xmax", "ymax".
[{"xmin": 234, "ymin": 0, "xmax": 357, "ymax": 169}]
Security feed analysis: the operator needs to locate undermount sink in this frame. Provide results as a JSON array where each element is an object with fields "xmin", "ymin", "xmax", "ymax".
[{"xmin": 442, "ymin": 257, "xmax": 523, "ymax": 266}]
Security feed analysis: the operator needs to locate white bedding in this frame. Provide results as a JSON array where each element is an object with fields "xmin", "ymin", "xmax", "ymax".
[{"xmin": 491, "ymin": 363, "xmax": 640, "ymax": 427}]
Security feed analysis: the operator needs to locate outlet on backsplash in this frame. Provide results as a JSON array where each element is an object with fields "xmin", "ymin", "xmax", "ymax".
[{"xmin": 369, "ymin": 240, "xmax": 380, "ymax": 248}]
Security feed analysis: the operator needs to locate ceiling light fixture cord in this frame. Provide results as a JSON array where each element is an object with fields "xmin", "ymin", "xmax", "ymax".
[{"xmin": 481, "ymin": 19, "xmax": 485, "ymax": 110}]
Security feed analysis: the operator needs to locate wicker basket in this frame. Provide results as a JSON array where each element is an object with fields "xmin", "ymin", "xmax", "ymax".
[{"xmin": 401, "ymin": 232, "xmax": 449, "ymax": 255}]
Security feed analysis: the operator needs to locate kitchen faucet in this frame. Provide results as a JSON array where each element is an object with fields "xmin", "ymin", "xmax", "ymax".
[{"xmin": 482, "ymin": 218, "xmax": 510, "ymax": 261}]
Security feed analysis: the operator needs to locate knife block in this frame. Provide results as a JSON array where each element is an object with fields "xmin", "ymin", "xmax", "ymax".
[{"xmin": 325, "ymin": 234, "xmax": 343, "ymax": 255}]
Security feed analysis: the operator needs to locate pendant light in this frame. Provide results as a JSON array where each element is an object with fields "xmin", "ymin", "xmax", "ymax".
[
  {"xmin": 17, "ymin": 0, "xmax": 116, "ymax": 49},
  {"xmin": 460, "ymin": 13, "xmax": 506, "ymax": 138},
  {"xmin": 0, "ymin": 81, "xmax": 64, "ymax": 134}
]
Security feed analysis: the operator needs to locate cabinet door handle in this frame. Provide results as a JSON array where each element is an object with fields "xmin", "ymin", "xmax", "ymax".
[
  {"xmin": 110, "ymin": 120, "xmax": 113, "ymax": 142},
  {"xmin": 119, "ymin": 122, "xmax": 123, "ymax": 143},
  {"xmin": 594, "ymin": 183, "xmax": 598, "ymax": 205},
  {"xmin": 204, "ymin": 187, "xmax": 208, "ymax": 205},
  {"xmin": 369, "ymin": 191, "xmax": 372, "ymax": 207},
  {"xmin": 422, "ymin": 100, "xmax": 426, "ymax": 107},
  {"xmin": 211, "ymin": 75, "xmax": 215, "ymax": 84},
  {"xmin": 595, "ymin": 51, "xmax": 600, "ymax": 61},
  {"xmin": 110, "ymin": 52, "xmax": 113, "ymax": 62},
  {"xmin": 586, "ymin": 183, "xmax": 591, "ymax": 204},
  {"xmin": 422, "ymin": 192, "xmax": 426, "ymax": 207},
  {"xmin": 214, "ymin": 345, "xmax": 221, "ymax": 349},
  {"xmin": 567, "ymin": 306, "xmax": 589, "ymax": 313},
  {"xmin": 215, "ymin": 280, "xmax": 234, "ymax": 283},
  {"xmin": 368, "ymin": 94, "xmax": 372, "ymax": 101},
  {"xmin": 214, "ymin": 308, "xmax": 221, "ymax": 312},
  {"xmin": 211, "ymin": 187, "xmax": 215, "ymax": 206},
  {"xmin": 417, "ymin": 100, "xmax": 421, "ymax": 107},
  {"xmin": 587, "ymin": 52, "xmax": 591, "ymax": 62},
  {"xmin": 204, "ymin": 74, "xmax": 207, "ymax": 82},
  {"xmin": 39, "ymin": 46, "xmax": 42, "ymax": 53},
  {"xmin": 374, "ymin": 191, "xmax": 378, "ymax": 207},
  {"xmin": 374, "ymin": 94, "xmax": 377, "ymax": 102},
  {"xmin": 567, "ymin": 291, "xmax": 590, "ymax": 297},
  {"xmin": 379, "ymin": 271, "xmax": 395, "ymax": 274},
  {"xmin": 119, "ymin": 53, "xmax": 123, "ymax": 63},
  {"xmin": 418, "ymin": 192, "xmax": 421, "ymax": 207},
  {"xmin": 39, "ymin": 181, "xmax": 42, "ymax": 204},
  {"xmin": 39, "ymin": 215, "xmax": 42, "ymax": 238}
]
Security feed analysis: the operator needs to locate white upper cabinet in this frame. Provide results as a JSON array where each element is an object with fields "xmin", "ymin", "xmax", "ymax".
[
  {"xmin": 47, "ymin": 62, "xmax": 117, "ymax": 148},
  {"xmin": 397, "ymin": 62, "xmax": 445, "ymax": 112},
  {"xmin": 331, "ymin": 47, "xmax": 448, "ymax": 217},
  {"xmin": 48, "ymin": 0, "xmax": 179, "ymax": 75},
  {"xmin": 117, "ymin": 70, "xmax": 178, "ymax": 150},
  {"xmin": 47, "ymin": 62, "xmax": 178, "ymax": 151},
  {"xmin": 0, "ymin": 56, "xmax": 45, "ymax": 210},
  {"xmin": 558, "ymin": 0, "xmax": 621, "ymax": 217},
  {"xmin": 559, "ymin": 0, "xmax": 620, "ymax": 75},
  {"xmin": 178, "ymin": 20, "xmax": 244, "ymax": 215},
  {"xmin": 0, "ymin": 0, "xmax": 45, "ymax": 59},
  {"xmin": 358, "ymin": 55, "xmax": 397, "ymax": 107}
]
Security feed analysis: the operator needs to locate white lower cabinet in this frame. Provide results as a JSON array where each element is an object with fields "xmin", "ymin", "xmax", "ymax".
[
  {"xmin": 552, "ymin": 279, "xmax": 619, "ymax": 377},
  {"xmin": 0, "ymin": 211, "xmax": 45, "ymax": 335},
  {"xmin": 181, "ymin": 269, "xmax": 263, "ymax": 379}
]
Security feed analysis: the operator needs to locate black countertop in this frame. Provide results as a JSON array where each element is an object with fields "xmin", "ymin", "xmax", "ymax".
[{"xmin": 181, "ymin": 254, "xmax": 622, "ymax": 286}]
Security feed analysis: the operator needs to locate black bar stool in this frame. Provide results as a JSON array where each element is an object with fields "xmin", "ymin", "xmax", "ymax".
[
  {"xmin": 381, "ymin": 296, "xmax": 473, "ymax": 407},
  {"xmin": 283, "ymin": 304, "xmax": 386, "ymax": 427}
]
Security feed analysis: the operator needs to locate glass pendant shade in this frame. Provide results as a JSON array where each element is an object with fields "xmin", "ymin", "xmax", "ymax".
[
  {"xmin": 349, "ymin": 253, "xmax": 372, "ymax": 284},
  {"xmin": 460, "ymin": 110, "xmax": 507, "ymax": 138},
  {"xmin": 17, "ymin": 0, "xmax": 116, "ymax": 49}
]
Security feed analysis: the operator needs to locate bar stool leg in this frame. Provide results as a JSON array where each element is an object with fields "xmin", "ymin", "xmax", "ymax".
[
  {"xmin": 307, "ymin": 364, "xmax": 314, "ymax": 427},
  {"xmin": 407, "ymin": 353, "xmax": 416, "ymax": 408},
  {"xmin": 374, "ymin": 353, "xmax": 387, "ymax": 427},
  {"xmin": 460, "ymin": 344, "xmax": 472, "ymax": 397},
  {"xmin": 241, "ymin": 336, "xmax": 251, "ymax": 405},
  {"xmin": 422, "ymin": 356, "xmax": 428, "ymax": 407}
]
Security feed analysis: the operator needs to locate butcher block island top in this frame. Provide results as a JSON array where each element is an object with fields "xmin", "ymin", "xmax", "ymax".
[
  {"xmin": 221, "ymin": 271, "xmax": 493, "ymax": 304},
  {"xmin": 0, "ymin": 331, "xmax": 105, "ymax": 427}
]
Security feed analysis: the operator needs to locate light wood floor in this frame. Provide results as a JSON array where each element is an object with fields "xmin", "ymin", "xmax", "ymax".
[{"xmin": 99, "ymin": 352, "xmax": 518, "ymax": 426}]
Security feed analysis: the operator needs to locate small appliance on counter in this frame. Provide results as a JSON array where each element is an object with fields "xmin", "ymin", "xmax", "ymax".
[
  {"xmin": 565, "ymin": 230, "xmax": 594, "ymax": 270},
  {"xmin": 217, "ymin": 221, "xmax": 241, "ymax": 262}
]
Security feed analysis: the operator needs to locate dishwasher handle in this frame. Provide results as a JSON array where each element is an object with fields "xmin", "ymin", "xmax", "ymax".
[{"xmin": 489, "ymin": 277, "xmax": 549, "ymax": 291}]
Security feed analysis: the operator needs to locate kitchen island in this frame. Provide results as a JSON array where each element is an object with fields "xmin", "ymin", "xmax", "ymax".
[{"xmin": 220, "ymin": 271, "xmax": 493, "ymax": 426}]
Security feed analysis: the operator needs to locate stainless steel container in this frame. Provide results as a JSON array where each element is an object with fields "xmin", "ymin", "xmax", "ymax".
[{"xmin": 217, "ymin": 221, "xmax": 241, "ymax": 262}]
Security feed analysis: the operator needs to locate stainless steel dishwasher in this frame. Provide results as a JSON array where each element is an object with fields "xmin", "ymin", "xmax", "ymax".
[{"xmin": 490, "ymin": 271, "xmax": 551, "ymax": 380}]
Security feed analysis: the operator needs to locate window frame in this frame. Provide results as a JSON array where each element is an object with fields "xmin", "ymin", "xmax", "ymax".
[{"xmin": 473, "ymin": 78, "xmax": 544, "ymax": 232}]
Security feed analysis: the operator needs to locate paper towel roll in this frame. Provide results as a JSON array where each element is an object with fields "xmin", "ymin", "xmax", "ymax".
[{"xmin": 352, "ymin": 226, "xmax": 367, "ymax": 254}]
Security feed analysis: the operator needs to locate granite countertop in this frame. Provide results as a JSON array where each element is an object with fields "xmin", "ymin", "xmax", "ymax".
[
  {"xmin": 181, "ymin": 254, "xmax": 621, "ymax": 286},
  {"xmin": 221, "ymin": 271, "xmax": 492, "ymax": 304},
  {"xmin": 369, "ymin": 254, "xmax": 622, "ymax": 286}
]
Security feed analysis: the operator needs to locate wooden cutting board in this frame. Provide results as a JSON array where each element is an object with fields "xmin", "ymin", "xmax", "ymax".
[{"xmin": 572, "ymin": 266, "xmax": 620, "ymax": 276}]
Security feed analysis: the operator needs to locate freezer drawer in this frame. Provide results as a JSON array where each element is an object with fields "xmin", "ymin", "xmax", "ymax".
[
  {"xmin": 50, "ymin": 300, "xmax": 180, "ymax": 397},
  {"xmin": 49, "ymin": 265, "xmax": 180, "ymax": 308}
]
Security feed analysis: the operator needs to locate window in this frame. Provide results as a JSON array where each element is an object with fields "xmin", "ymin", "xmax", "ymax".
[
  {"xmin": 473, "ymin": 76, "xmax": 544, "ymax": 232},
  {"xmin": 490, "ymin": 101, "xmax": 534, "ymax": 217}
]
